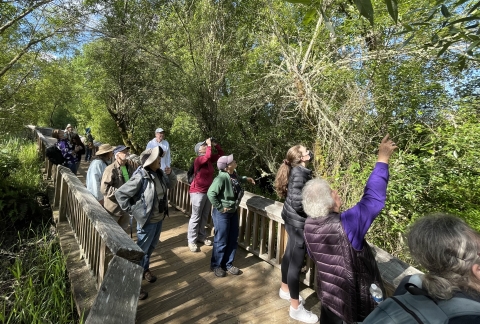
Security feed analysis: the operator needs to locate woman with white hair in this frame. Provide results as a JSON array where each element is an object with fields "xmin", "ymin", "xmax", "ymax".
[
  {"xmin": 302, "ymin": 134, "xmax": 397, "ymax": 324},
  {"xmin": 363, "ymin": 213, "xmax": 480, "ymax": 323}
]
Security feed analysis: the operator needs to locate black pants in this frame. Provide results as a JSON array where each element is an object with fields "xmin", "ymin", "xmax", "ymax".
[
  {"xmin": 281, "ymin": 223, "xmax": 305, "ymax": 300},
  {"xmin": 320, "ymin": 305, "xmax": 344, "ymax": 324}
]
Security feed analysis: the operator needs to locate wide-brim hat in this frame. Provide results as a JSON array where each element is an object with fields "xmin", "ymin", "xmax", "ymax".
[
  {"xmin": 217, "ymin": 154, "xmax": 234, "ymax": 170},
  {"xmin": 95, "ymin": 144, "xmax": 114, "ymax": 156},
  {"xmin": 140, "ymin": 146, "xmax": 164, "ymax": 168},
  {"xmin": 194, "ymin": 141, "xmax": 207, "ymax": 156}
]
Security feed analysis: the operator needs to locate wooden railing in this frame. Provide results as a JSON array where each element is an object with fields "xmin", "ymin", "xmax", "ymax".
[
  {"xmin": 30, "ymin": 125, "xmax": 420, "ymax": 322},
  {"xmin": 29, "ymin": 126, "xmax": 146, "ymax": 324},
  {"xmin": 169, "ymin": 168, "xmax": 421, "ymax": 295}
]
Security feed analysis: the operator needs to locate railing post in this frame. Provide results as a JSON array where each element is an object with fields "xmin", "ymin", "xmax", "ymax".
[
  {"xmin": 98, "ymin": 241, "xmax": 113, "ymax": 288},
  {"xmin": 53, "ymin": 166, "xmax": 61, "ymax": 208},
  {"xmin": 46, "ymin": 158, "xmax": 53, "ymax": 180},
  {"xmin": 58, "ymin": 177, "xmax": 68, "ymax": 222}
]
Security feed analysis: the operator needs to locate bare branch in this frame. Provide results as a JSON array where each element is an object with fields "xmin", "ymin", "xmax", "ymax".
[{"xmin": 0, "ymin": 0, "xmax": 53, "ymax": 35}]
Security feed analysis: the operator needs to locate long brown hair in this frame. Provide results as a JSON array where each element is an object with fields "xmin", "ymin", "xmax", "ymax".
[
  {"xmin": 274, "ymin": 145, "xmax": 304, "ymax": 198},
  {"xmin": 51, "ymin": 129, "xmax": 62, "ymax": 139}
]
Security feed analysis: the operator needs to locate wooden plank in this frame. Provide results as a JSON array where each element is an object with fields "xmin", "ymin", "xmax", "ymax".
[
  {"xmin": 252, "ymin": 212, "xmax": 259, "ymax": 252},
  {"xmin": 267, "ymin": 218, "xmax": 274, "ymax": 261},
  {"xmin": 86, "ymin": 255, "xmax": 143, "ymax": 324}
]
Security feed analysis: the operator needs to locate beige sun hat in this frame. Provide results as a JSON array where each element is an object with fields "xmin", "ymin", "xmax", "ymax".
[
  {"xmin": 95, "ymin": 144, "xmax": 114, "ymax": 156},
  {"xmin": 140, "ymin": 146, "xmax": 164, "ymax": 168}
]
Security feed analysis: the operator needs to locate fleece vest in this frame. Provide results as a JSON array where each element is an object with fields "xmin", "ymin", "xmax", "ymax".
[{"xmin": 304, "ymin": 213, "xmax": 384, "ymax": 323}]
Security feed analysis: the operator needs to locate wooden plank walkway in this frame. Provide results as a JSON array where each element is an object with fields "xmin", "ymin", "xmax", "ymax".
[{"xmin": 75, "ymin": 160, "xmax": 321, "ymax": 323}]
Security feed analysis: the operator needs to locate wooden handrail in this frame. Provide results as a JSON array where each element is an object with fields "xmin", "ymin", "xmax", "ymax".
[
  {"xmin": 28, "ymin": 125, "xmax": 421, "ymax": 321},
  {"xmin": 169, "ymin": 167, "xmax": 421, "ymax": 295},
  {"xmin": 28, "ymin": 126, "xmax": 145, "ymax": 324}
]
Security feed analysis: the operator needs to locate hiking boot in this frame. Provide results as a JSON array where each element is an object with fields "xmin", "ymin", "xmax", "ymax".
[
  {"xmin": 139, "ymin": 289, "xmax": 148, "ymax": 300},
  {"xmin": 289, "ymin": 304, "xmax": 318, "ymax": 323},
  {"xmin": 188, "ymin": 242, "xmax": 200, "ymax": 252},
  {"xmin": 198, "ymin": 239, "xmax": 212, "ymax": 246},
  {"xmin": 226, "ymin": 266, "xmax": 240, "ymax": 275},
  {"xmin": 143, "ymin": 270, "xmax": 157, "ymax": 283},
  {"xmin": 279, "ymin": 288, "xmax": 305, "ymax": 304},
  {"xmin": 211, "ymin": 267, "xmax": 226, "ymax": 277}
]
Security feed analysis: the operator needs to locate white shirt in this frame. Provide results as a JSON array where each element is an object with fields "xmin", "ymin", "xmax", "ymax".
[{"xmin": 146, "ymin": 138, "xmax": 171, "ymax": 170}]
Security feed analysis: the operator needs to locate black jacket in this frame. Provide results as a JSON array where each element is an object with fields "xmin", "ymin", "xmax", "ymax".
[{"xmin": 281, "ymin": 165, "xmax": 312, "ymax": 229}]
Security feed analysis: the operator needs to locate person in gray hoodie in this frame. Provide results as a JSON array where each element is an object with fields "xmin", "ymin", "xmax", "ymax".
[{"xmin": 115, "ymin": 146, "xmax": 177, "ymax": 300}]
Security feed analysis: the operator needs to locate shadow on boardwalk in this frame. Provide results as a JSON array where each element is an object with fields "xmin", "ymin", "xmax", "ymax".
[{"xmin": 76, "ymin": 160, "xmax": 320, "ymax": 323}]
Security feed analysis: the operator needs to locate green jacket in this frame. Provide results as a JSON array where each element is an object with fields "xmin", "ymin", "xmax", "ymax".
[{"xmin": 207, "ymin": 171, "xmax": 247, "ymax": 213}]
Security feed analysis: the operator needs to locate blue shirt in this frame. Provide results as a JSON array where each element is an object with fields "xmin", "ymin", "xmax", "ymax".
[{"xmin": 86, "ymin": 159, "xmax": 108, "ymax": 201}]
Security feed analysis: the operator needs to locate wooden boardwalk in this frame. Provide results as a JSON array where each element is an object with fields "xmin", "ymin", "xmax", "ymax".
[{"xmin": 76, "ymin": 161, "xmax": 321, "ymax": 323}]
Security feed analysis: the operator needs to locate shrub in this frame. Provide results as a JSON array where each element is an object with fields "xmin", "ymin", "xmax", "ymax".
[{"xmin": 0, "ymin": 137, "xmax": 48, "ymax": 231}]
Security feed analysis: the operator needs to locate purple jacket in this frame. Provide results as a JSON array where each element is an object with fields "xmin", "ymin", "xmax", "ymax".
[
  {"xmin": 304, "ymin": 162, "xmax": 389, "ymax": 322},
  {"xmin": 56, "ymin": 139, "xmax": 76, "ymax": 166},
  {"xmin": 341, "ymin": 162, "xmax": 389, "ymax": 250}
]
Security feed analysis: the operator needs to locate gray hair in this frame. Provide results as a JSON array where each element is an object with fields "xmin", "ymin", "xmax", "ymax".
[
  {"xmin": 302, "ymin": 179, "xmax": 335, "ymax": 218},
  {"xmin": 407, "ymin": 213, "xmax": 480, "ymax": 299}
]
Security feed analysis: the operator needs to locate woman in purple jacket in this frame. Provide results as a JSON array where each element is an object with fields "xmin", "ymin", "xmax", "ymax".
[
  {"xmin": 302, "ymin": 134, "xmax": 397, "ymax": 324},
  {"xmin": 52, "ymin": 129, "xmax": 76, "ymax": 174}
]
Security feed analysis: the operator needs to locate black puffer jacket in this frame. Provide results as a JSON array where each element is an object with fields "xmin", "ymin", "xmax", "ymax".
[{"xmin": 281, "ymin": 166, "xmax": 312, "ymax": 229}]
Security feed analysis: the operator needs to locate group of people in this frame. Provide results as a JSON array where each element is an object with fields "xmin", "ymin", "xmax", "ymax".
[
  {"xmin": 52, "ymin": 125, "xmax": 480, "ymax": 322},
  {"xmin": 274, "ymin": 135, "xmax": 480, "ymax": 323},
  {"xmin": 55, "ymin": 126, "xmax": 255, "ymax": 300},
  {"xmin": 51, "ymin": 124, "xmax": 86, "ymax": 175}
]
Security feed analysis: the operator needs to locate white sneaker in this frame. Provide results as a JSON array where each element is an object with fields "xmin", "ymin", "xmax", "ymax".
[
  {"xmin": 188, "ymin": 242, "xmax": 199, "ymax": 252},
  {"xmin": 289, "ymin": 304, "xmax": 318, "ymax": 323},
  {"xmin": 278, "ymin": 288, "xmax": 305, "ymax": 304}
]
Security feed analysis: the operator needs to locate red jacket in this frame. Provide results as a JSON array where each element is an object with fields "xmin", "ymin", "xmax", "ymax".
[{"xmin": 189, "ymin": 144, "xmax": 224, "ymax": 193}]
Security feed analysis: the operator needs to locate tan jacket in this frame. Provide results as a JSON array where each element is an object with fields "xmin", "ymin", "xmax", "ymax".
[{"xmin": 101, "ymin": 160, "xmax": 136, "ymax": 218}]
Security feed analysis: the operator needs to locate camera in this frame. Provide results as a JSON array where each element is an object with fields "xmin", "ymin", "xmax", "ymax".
[{"xmin": 158, "ymin": 198, "xmax": 166, "ymax": 214}]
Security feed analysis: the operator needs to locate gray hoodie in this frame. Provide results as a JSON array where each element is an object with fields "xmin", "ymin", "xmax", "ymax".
[{"xmin": 115, "ymin": 167, "xmax": 177, "ymax": 228}]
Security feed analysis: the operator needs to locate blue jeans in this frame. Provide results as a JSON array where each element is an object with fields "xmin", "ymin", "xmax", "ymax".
[
  {"xmin": 85, "ymin": 147, "xmax": 92, "ymax": 161},
  {"xmin": 210, "ymin": 208, "xmax": 239, "ymax": 270},
  {"xmin": 64, "ymin": 162, "xmax": 77, "ymax": 174},
  {"xmin": 137, "ymin": 220, "xmax": 163, "ymax": 272}
]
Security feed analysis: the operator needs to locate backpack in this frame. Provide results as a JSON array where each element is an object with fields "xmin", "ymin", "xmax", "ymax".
[
  {"xmin": 129, "ymin": 167, "xmax": 149, "ymax": 205},
  {"xmin": 129, "ymin": 166, "xmax": 169, "ymax": 215},
  {"xmin": 362, "ymin": 275, "xmax": 480, "ymax": 324},
  {"xmin": 187, "ymin": 161, "xmax": 195, "ymax": 184},
  {"xmin": 46, "ymin": 145, "xmax": 65, "ymax": 165}
]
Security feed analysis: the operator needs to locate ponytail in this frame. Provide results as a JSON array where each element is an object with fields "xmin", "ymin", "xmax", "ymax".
[{"xmin": 274, "ymin": 145, "xmax": 304, "ymax": 198}]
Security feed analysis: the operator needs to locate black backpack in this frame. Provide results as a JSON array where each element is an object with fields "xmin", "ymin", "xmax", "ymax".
[
  {"xmin": 362, "ymin": 275, "xmax": 480, "ymax": 324},
  {"xmin": 46, "ymin": 145, "xmax": 65, "ymax": 165},
  {"xmin": 187, "ymin": 161, "xmax": 195, "ymax": 184}
]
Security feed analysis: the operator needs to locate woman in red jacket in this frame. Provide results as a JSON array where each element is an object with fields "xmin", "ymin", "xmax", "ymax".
[{"xmin": 187, "ymin": 138, "xmax": 224, "ymax": 253}]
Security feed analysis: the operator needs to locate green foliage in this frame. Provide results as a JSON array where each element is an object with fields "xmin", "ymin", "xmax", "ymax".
[
  {"xmin": 0, "ymin": 137, "xmax": 45, "ymax": 229},
  {"xmin": 170, "ymin": 112, "xmax": 202, "ymax": 170},
  {"xmin": 0, "ymin": 229, "xmax": 81, "ymax": 323},
  {"xmin": 366, "ymin": 108, "xmax": 480, "ymax": 261}
]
